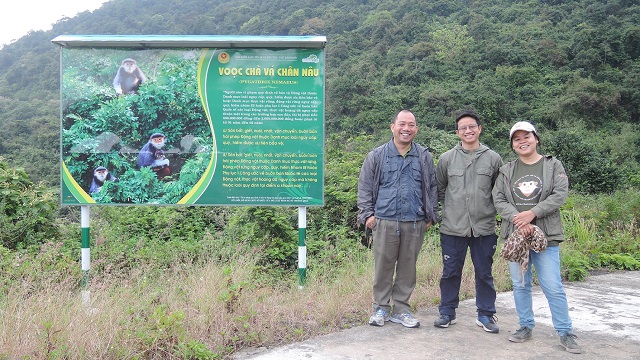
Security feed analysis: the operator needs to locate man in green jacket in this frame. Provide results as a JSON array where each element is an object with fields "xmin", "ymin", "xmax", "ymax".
[{"xmin": 433, "ymin": 110, "xmax": 503, "ymax": 333}]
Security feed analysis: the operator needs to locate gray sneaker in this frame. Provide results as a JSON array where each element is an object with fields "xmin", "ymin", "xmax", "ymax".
[
  {"xmin": 476, "ymin": 315, "xmax": 499, "ymax": 333},
  {"xmin": 368, "ymin": 307, "xmax": 390, "ymax": 327},
  {"xmin": 434, "ymin": 314, "xmax": 457, "ymax": 328},
  {"xmin": 390, "ymin": 312, "xmax": 420, "ymax": 328},
  {"xmin": 509, "ymin": 326, "xmax": 533, "ymax": 343},
  {"xmin": 560, "ymin": 334, "xmax": 582, "ymax": 354}
]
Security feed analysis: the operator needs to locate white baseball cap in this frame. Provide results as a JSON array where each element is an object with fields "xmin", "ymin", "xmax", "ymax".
[{"xmin": 509, "ymin": 121, "xmax": 537, "ymax": 139}]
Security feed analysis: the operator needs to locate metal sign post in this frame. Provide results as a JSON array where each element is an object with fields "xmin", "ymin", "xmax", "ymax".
[
  {"xmin": 80, "ymin": 205, "xmax": 91, "ymax": 307},
  {"xmin": 298, "ymin": 206, "xmax": 307, "ymax": 288}
]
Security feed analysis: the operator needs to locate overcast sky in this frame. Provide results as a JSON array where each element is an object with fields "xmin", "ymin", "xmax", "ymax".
[{"xmin": 0, "ymin": 0, "xmax": 110, "ymax": 47}]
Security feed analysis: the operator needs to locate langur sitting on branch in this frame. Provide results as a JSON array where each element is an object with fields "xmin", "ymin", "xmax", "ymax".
[
  {"xmin": 113, "ymin": 58, "xmax": 147, "ymax": 95},
  {"xmin": 138, "ymin": 133, "xmax": 171, "ymax": 178},
  {"xmin": 89, "ymin": 166, "xmax": 119, "ymax": 194}
]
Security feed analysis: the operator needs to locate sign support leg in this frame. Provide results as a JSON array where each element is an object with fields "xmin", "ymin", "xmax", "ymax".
[
  {"xmin": 298, "ymin": 206, "xmax": 307, "ymax": 288},
  {"xmin": 81, "ymin": 205, "xmax": 91, "ymax": 307}
]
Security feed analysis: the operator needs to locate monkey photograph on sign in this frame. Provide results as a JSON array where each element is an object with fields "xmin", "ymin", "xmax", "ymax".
[
  {"xmin": 137, "ymin": 133, "xmax": 171, "ymax": 179},
  {"xmin": 89, "ymin": 166, "xmax": 119, "ymax": 194},
  {"xmin": 60, "ymin": 47, "xmax": 213, "ymax": 204},
  {"xmin": 113, "ymin": 58, "xmax": 147, "ymax": 95}
]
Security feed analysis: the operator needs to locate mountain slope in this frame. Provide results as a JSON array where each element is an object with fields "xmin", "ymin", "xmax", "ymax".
[{"xmin": 0, "ymin": 0, "xmax": 638, "ymax": 186}]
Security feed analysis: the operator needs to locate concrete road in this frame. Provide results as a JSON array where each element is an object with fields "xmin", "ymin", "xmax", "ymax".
[{"xmin": 234, "ymin": 271, "xmax": 640, "ymax": 359}]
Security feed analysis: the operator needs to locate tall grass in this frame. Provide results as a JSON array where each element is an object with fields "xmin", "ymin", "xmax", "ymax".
[
  {"xmin": 0, "ymin": 248, "xmax": 364, "ymax": 358},
  {"xmin": 0, "ymin": 230, "xmax": 513, "ymax": 359},
  {"xmin": 560, "ymin": 189, "xmax": 640, "ymax": 280},
  {"xmin": 2, "ymin": 189, "xmax": 638, "ymax": 358}
]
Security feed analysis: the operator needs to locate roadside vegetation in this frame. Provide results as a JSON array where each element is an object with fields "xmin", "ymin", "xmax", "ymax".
[{"xmin": 1, "ymin": 142, "xmax": 638, "ymax": 358}]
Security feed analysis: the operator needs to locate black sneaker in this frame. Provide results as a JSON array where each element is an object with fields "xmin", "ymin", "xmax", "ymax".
[
  {"xmin": 560, "ymin": 334, "xmax": 582, "ymax": 354},
  {"xmin": 509, "ymin": 326, "xmax": 533, "ymax": 343},
  {"xmin": 476, "ymin": 314, "xmax": 499, "ymax": 333},
  {"xmin": 433, "ymin": 314, "xmax": 456, "ymax": 328}
]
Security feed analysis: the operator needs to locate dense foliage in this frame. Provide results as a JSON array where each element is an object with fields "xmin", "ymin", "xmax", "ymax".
[
  {"xmin": 0, "ymin": 0, "xmax": 638, "ymax": 192},
  {"xmin": 0, "ymin": 0, "xmax": 639, "ymax": 286},
  {"xmin": 0, "ymin": 159, "xmax": 57, "ymax": 250},
  {"xmin": 1, "ymin": 1, "xmax": 639, "ymax": 357}
]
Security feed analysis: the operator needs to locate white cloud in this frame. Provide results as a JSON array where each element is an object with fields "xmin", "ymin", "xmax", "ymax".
[{"xmin": 0, "ymin": 0, "xmax": 109, "ymax": 47}]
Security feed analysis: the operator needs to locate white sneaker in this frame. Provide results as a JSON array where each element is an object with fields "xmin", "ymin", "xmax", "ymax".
[
  {"xmin": 390, "ymin": 312, "xmax": 420, "ymax": 328},
  {"xmin": 368, "ymin": 307, "xmax": 390, "ymax": 326}
]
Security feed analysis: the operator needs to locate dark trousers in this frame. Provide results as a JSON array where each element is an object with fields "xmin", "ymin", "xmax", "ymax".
[{"xmin": 438, "ymin": 233, "xmax": 497, "ymax": 317}]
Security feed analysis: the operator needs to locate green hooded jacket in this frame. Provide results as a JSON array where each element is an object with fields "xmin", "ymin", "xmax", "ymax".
[
  {"xmin": 436, "ymin": 143, "xmax": 503, "ymax": 237},
  {"xmin": 492, "ymin": 156, "xmax": 569, "ymax": 244}
]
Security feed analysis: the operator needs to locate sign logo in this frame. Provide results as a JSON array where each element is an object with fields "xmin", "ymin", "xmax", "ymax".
[
  {"xmin": 218, "ymin": 52, "xmax": 230, "ymax": 64},
  {"xmin": 302, "ymin": 54, "xmax": 320, "ymax": 63}
]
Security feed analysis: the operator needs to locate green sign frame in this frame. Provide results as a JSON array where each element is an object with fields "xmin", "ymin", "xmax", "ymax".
[{"xmin": 53, "ymin": 35, "xmax": 326, "ymax": 206}]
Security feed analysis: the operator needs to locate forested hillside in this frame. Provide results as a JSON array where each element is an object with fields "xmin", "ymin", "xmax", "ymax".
[
  {"xmin": 1, "ymin": 1, "xmax": 640, "ymax": 357},
  {"xmin": 0, "ymin": 0, "xmax": 638, "ymax": 192}
]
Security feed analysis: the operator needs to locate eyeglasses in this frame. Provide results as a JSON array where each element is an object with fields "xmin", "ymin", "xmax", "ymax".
[{"xmin": 456, "ymin": 125, "xmax": 479, "ymax": 132}]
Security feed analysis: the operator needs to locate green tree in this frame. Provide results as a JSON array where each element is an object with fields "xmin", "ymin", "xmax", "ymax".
[
  {"xmin": 546, "ymin": 131, "xmax": 622, "ymax": 194},
  {"xmin": 0, "ymin": 159, "xmax": 58, "ymax": 249}
]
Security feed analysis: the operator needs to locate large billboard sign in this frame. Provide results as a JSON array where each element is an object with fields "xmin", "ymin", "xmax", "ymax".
[{"xmin": 53, "ymin": 35, "xmax": 326, "ymax": 206}]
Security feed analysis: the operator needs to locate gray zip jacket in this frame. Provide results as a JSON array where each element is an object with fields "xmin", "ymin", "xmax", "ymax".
[
  {"xmin": 436, "ymin": 143, "xmax": 503, "ymax": 237},
  {"xmin": 492, "ymin": 156, "xmax": 569, "ymax": 243},
  {"xmin": 357, "ymin": 140, "xmax": 438, "ymax": 225}
]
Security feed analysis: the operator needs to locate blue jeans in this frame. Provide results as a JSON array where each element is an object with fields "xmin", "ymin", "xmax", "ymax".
[
  {"xmin": 438, "ymin": 233, "xmax": 497, "ymax": 317},
  {"xmin": 509, "ymin": 245, "xmax": 573, "ymax": 336}
]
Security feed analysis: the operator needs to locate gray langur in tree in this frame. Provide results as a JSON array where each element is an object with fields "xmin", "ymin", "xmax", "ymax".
[
  {"xmin": 138, "ymin": 133, "xmax": 171, "ymax": 178},
  {"xmin": 89, "ymin": 166, "xmax": 119, "ymax": 194},
  {"xmin": 113, "ymin": 58, "xmax": 147, "ymax": 95}
]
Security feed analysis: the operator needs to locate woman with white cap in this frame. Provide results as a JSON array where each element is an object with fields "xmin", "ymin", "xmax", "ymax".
[{"xmin": 492, "ymin": 121, "xmax": 581, "ymax": 354}]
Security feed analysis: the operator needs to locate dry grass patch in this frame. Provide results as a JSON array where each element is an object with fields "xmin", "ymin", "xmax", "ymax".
[{"xmin": 0, "ymin": 235, "xmax": 513, "ymax": 359}]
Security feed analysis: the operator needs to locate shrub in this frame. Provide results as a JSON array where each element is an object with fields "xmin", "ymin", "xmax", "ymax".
[
  {"xmin": 0, "ymin": 159, "xmax": 58, "ymax": 249},
  {"xmin": 560, "ymin": 248, "xmax": 591, "ymax": 281},
  {"xmin": 546, "ymin": 131, "xmax": 622, "ymax": 194}
]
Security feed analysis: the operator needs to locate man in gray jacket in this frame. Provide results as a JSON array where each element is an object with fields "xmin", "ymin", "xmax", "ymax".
[
  {"xmin": 433, "ymin": 110, "xmax": 503, "ymax": 333},
  {"xmin": 357, "ymin": 110, "xmax": 438, "ymax": 328}
]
